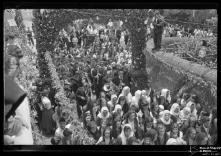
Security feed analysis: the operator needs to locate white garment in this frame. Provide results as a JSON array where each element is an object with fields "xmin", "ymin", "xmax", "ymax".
[
  {"xmin": 13, "ymin": 127, "xmax": 32, "ymax": 145},
  {"xmin": 55, "ymin": 127, "xmax": 64, "ymax": 138},
  {"xmin": 118, "ymin": 124, "xmax": 134, "ymax": 145},
  {"xmin": 14, "ymin": 92, "xmax": 33, "ymax": 145}
]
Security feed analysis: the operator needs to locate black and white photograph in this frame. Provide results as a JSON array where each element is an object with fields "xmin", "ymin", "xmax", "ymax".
[{"xmin": 4, "ymin": 6, "xmax": 218, "ymax": 150}]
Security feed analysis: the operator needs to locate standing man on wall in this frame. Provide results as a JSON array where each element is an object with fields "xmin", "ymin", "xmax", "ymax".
[{"xmin": 152, "ymin": 10, "xmax": 164, "ymax": 52}]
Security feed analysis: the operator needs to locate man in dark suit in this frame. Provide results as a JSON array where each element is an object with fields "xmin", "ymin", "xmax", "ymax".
[{"xmin": 152, "ymin": 10, "xmax": 164, "ymax": 51}]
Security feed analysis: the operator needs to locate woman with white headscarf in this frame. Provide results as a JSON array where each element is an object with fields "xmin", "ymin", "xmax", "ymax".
[
  {"xmin": 117, "ymin": 124, "xmax": 134, "ymax": 145},
  {"xmin": 112, "ymin": 104, "xmax": 123, "ymax": 121},
  {"xmin": 160, "ymin": 88, "xmax": 171, "ymax": 110},
  {"xmin": 41, "ymin": 97, "xmax": 56, "ymax": 136},
  {"xmin": 107, "ymin": 94, "xmax": 118, "ymax": 112},
  {"xmin": 118, "ymin": 86, "xmax": 132, "ymax": 105},
  {"xmin": 96, "ymin": 106, "xmax": 112, "ymax": 128},
  {"xmin": 160, "ymin": 110, "xmax": 173, "ymax": 132},
  {"xmin": 131, "ymin": 90, "xmax": 142, "ymax": 110},
  {"xmin": 179, "ymin": 107, "xmax": 191, "ymax": 122},
  {"xmin": 170, "ymin": 103, "xmax": 181, "ymax": 123},
  {"xmin": 186, "ymin": 101, "xmax": 197, "ymax": 119}
]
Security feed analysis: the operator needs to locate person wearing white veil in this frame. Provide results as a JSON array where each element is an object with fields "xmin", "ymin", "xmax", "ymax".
[
  {"xmin": 131, "ymin": 90, "xmax": 142, "ymax": 110},
  {"xmin": 118, "ymin": 86, "xmax": 132, "ymax": 105},
  {"xmin": 96, "ymin": 106, "xmax": 112, "ymax": 128},
  {"xmin": 159, "ymin": 110, "xmax": 173, "ymax": 132},
  {"xmin": 107, "ymin": 94, "xmax": 118, "ymax": 112},
  {"xmin": 112, "ymin": 104, "xmax": 124, "ymax": 121},
  {"xmin": 170, "ymin": 103, "xmax": 181, "ymax": 124},
  {"xmin": 179, "ymin": 107, "xmax": 191, "ymax": 122},
  {"xmin": 117, "ymin": 124, "xmax": 134, "ymax": 145},
  {"xmin": 186, "ymin": 101, "xmax": 197, "ymax": 119}
]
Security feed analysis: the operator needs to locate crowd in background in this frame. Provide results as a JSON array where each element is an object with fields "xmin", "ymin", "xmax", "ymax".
[
  {"xmin": 34, "ymin": 19, "xmax": 217, "ymax": 145},
  {"xmin": 163, "ymin": 24, "xmax": 215, "ymax": 38}
]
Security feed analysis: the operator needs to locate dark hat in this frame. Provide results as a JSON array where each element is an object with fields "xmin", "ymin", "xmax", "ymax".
[
  {"xmin": 4, "ymin": 75, "xmax": 27, "ymax": 120},
  {"xmin": 91, "ymin": 68, "xmax": 97, "ymax": 77}
]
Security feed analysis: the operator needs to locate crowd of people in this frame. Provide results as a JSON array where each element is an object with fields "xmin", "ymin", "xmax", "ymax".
[
  {"xmin": 163, "ymin": 24, "xmax": 215, "ymax": 38},
  {"xmin": 35, "ymin": 19, "xmax": 217, "ymax": 145}
]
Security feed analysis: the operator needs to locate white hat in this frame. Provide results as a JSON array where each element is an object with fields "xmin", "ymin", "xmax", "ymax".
[{"xmin": 103, "ymin": 83, "xmax": 111, "ymax": 92}]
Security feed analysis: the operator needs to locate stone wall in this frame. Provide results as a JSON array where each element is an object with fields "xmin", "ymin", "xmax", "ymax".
[{"xmin": 144, "ymin": 49, "xmax": 217, "ymax": 109}]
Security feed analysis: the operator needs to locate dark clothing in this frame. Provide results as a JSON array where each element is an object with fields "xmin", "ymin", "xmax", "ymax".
[
  {"xmin": 116, "ymin": 30, "xmax": 121, "ymax": 43},
  {"xmin": 155, "ymin": 133, "xmax": 169, "ymax": 145},
  {"xmin": 153, "ymin": 18, "xmax": 164, "ymax": 49},
  {"xmin": 122, "ymin": 103, "xmax": 130, "ymax": 115},
  {"xmin": 159, "ymin": 96, "xmax": 170, "ymax": 111},
  {"xmin": 41, "ymin": 108, "xmax": 56, "ymax": 136},
  {"xmin": 112, "ymin": 128, "xmax": 122, "ymax": 139},
  {"xmin": 27, "ymin": 30, "xmax": 34, "ymax": 46},
  {"xmin": 123, "ymin": 71, "xmax": 132, "ymax": 89},
  {"xmin": 88, "ymin": 129, "xmax": 101, "ymax": 141},
  {"xmin": 76, "ymin": 87, "xmax": 87, "ymax": 118},
  {"xmin": 124, "ymin": 34, "xmax": 129, "ymax": 45}
]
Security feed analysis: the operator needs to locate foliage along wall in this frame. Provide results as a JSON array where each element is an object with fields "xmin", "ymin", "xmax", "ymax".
[{"xmin": 145, "ymin": 49, "xmax": 217, "ymax": 110}]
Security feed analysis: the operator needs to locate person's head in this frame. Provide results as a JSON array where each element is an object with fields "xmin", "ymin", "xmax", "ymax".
[
  {"xmin": 196, "ymin": 103, "xmax": 201, "ymax": 113},
  {"xmin": 103, "ymin": 126, "xmax": 112, "ymax": 139},
  {"xmin": 122, "ymin": 86, "xmax": 130, "ymax": 96},
  {"xmin": 195, "ymin": 132, "xmax": 208, "ymax": 145},
  {"xmin": 135, "ymin": 90, "xmax": 142, "ymax": 100},
  {"xmin": 63, "ymin": 128, "xmax": 72, "ymax": 138},
  {"xmin": 100, "ymin": 98, "xmax": 107, "ymax": 107},
  {"xmin": 201, "ymin": 116, "xmax": 210, "ymax": 128},
  {"xmin": 145, "ymin": 117, "xmax": 153, "ymax": 131},
  {"xmin": 159, "ymin": 105, "xmax": 164, "ymax": 112},
  {"xmin": 128, "ymin": 111, "xmax": 136, "ymax": 121},
  {"xmin": 114, "ymin": 104, "xmax": 122, "ymax": 114},
  {"xmin": 190, "ymin": 103, "xmax": 195, "ymax": 112},
  {"xmin": 163, "ymin": 110, "xmax": 171, "ymax": 121},
  {"xmin": 187, "ymin": 127, "xmax": 196, "ymax": 139},
  {"xmin": 195, "ymin": 121, "xmax": 202, "ymax": 133},
  {"xmin": 123, "ymin": 125, "xmax": 132, "ymax": 138},
  {"xmin": 59, "ymin": 117, "xmax": 66, "ymax": 130},
  {"xmin": 128, "ymin": 136, "xmax": 140, "ymax": 145},
  {"xmin": 143, "ymin": 136, "xmax": 152, "ymax": 145},
  {"xmin": 183, "ymin": 107, "xmax": 191, "ymax": 118},
  {"xmin": 189, "ymin": 115, "xmax": 197, "ymax": 127},
  {"xmin": 111, "ymin": 94, "xmax": 118, "ymax": 104},
  {"xmin": 89, "ymin": 121, "xmax": 97, "ymax": 133},
  {"xmin": 157, "ymin": 122, "xmax": 166, "ymax": 135},
  {"xmin": 101, "ymin": 106, "xmax": 109, "ymax": 117},
  {"xmin": 170, "ymin": 103, "xmax": 180, "ymax": 115},
  {"xmin": 170, "ymin": 123, "xmax": 179, "ymax": 139},
  {"xmin": 42, "ymin": 97, "xmax": 51, "ymax": 110},
  {"xmin": 100, "ymin": 91, "xmax": 106, "ymax": 99},
  {"xmin": 141, "ymin": 90, "xmax": 147, "ymax": 97},
  {"xmin": 85, "ymin": 114, "xmax": 91, "ymax": 123},
  {"xmin": 118, "ymin": 96, "xmax": 126, "ymax": 105},
  {"xmin": 115, "ymin": 119, "xmax": 122, "ymax": 128}
]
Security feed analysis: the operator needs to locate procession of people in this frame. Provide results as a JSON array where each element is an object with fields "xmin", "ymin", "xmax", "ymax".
[
  {"xmin": 4, "ymin": 9, "xmax": 217, "ymax": 146},
  {"xmin": 32, "ymin": 18, "xmax": 217, "ymax": 145}
]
